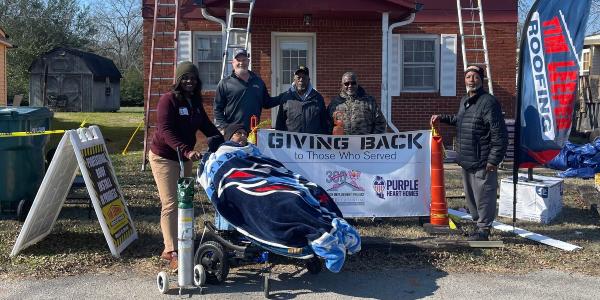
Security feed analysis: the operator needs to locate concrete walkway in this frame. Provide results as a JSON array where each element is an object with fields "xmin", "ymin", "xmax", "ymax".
[{"xmin": 1, "ymin": 267, "xmax": 599, "ymax": 299}]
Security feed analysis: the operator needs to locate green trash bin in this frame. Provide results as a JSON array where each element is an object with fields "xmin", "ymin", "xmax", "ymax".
[{"xmin": 0, "ymin": 107, "xmax": 53, "ymax": 221}]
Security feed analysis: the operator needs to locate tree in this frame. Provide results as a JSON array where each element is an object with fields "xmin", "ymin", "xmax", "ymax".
[
  {"xmin": 518, "ymin": 0, "xmax": 600, "ymax": 40},
  {"xmin": 0, "ymin": 0, "xmax": 96, "ymax": 102},
  {"xmin": 89, "ymin": 0, "xmax": 142, "ymax": 72},
  {"xmin": 89, "ymin": 0, "xmax": 143, "ymax": 106}
]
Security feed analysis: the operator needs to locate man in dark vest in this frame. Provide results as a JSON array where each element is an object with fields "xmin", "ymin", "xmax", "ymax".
[{"xmin": 431, "ymin": 65, "xmax": 508, "ymax": 241}]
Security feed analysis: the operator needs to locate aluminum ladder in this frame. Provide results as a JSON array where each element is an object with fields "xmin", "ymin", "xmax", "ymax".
[
  {"xmin": 456, "ymin": 0, "xmax": 493, "ymax": 95},
  {"xmin": 220, "ymin": 0, "xmax": 256, "ymax": 79},
  {"xmin": 142, "ymin": 0, "xmax": 180, "ymax": 170}
]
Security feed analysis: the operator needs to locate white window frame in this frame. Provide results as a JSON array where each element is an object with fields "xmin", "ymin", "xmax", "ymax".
[
  {"xmin": 399, "ymin": 34, "xmax": 440, "ymax": 93},
  {"xmin": 193, "ymin": 31, "xmax": 223, "ymax": 90},
  {"xmin": 582, "ymin": 48, "xmax": 591, "ymax": 72}
]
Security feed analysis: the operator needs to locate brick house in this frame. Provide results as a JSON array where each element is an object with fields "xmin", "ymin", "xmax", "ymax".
[
  {"xmin": 142, "ymin": 0, "xmax": 517, "ymax": 148},
  {"xmin": 0, "ymin": 27, "xmax": 14, "ymax": 106}
]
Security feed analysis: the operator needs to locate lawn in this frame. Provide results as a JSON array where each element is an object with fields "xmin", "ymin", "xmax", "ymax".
[{"xmin": 1, "ymin": 110, "xmax": 600, "ymax": 279}]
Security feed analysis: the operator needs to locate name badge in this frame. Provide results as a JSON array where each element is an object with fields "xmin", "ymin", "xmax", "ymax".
[{"xmin": 179, "ymin": 107, "xmax": 189, "ymax": 115}]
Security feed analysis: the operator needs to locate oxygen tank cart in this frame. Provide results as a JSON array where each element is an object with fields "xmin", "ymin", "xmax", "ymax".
[{"xmin": 156, "ymin": 151, "xmax": 206, "ymax": 295}]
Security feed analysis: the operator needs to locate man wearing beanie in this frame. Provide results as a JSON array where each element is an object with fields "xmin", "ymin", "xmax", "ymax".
[
  {"xmin": 213, "ymin": 49, "xmax": 280, "ymax": 132},
  {"xmin": 430, "ymin": 65, "xmax": 508, "ymax": 241},
  {"xmin": 149, "ymin": 61, "xmax": 222, "ymax": 269}
]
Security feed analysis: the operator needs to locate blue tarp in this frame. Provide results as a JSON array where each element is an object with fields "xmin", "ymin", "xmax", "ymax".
[{"xmin": 546, "ymin": 139, "xmax": 600, "ymax": 178}]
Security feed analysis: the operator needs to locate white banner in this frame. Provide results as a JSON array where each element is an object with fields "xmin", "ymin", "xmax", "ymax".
[{"xmin": 257, "ymin": 130, "xmax": 432, "ymax": 217}]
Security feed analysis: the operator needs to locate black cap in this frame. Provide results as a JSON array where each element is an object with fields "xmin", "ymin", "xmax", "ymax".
[
  {"xmin": 234, "ymin": 48, "xmax": 249, "ymax": 59},
  {"xmin": 294, "ymin": 65, "xmax": 309, "ymax": 76},
  {"xmin": 224, "ymin": 124, "xmax": 246, "ymax": 141}
]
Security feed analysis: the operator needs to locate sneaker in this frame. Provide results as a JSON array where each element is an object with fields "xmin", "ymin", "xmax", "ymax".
[{"xmin": 467, "ymin": 229, "xmax": 490, "ymax": 241}]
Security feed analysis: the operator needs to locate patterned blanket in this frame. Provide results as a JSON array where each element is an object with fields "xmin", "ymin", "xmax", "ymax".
[{"xmin": 198, "ymin": 142, "xmax": 361, "ymax": 272}]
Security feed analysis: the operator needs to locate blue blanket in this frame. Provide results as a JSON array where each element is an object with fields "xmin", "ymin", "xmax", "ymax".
[{"xmin": 198, "ymin": 142, "xmax": 361, "ymax": 272}]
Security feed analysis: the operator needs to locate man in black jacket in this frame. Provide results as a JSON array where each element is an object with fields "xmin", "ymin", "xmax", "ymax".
[
  {"xmin": 213, "ymin": 49, "xmax": 279, "ymax": 132},
  {"xmin": 431, "ymin": 65, "xmax": 508, "ymax": 241},
  {"xmin": 275, "ymin": 66, "xmax": 328, "ymax": 134}
]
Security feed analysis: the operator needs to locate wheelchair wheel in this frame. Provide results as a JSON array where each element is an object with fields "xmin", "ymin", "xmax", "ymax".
[
  {"xmin": 305, "ymin": 256, "xmax": 322, "ymax": 274},
  {"xmin": 194, "ymin": 241, "xmax": 229, "ymax": 284}
]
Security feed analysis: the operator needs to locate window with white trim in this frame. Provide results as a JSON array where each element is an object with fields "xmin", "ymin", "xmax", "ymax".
[
  {"xmin": 400, "ymin": 35, "xmax": 440, "ymax": 92},
  {"xmin": 194, "ymin": 32, "xmax": 222, "ymax": 90},
  {"xmin": 582, "ymin": 48, "xmax": 591, "ymax": 72}
]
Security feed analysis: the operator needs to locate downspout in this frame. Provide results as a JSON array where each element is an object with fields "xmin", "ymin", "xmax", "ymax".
[
  {"xmin": 201, "ymin": 7, "xmax": 227, "ymax": 45},
  {"xmin": 382, "ymin": 12, "xmax": 416, "ymax": 133}
]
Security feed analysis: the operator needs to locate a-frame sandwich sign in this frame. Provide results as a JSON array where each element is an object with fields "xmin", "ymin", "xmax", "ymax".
[{"xmin": 11, "ymin": 126, "xmax": 137, "ymax": 257}]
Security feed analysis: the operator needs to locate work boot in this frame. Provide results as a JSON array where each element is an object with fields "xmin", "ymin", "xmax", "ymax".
[{"xmin": 467, "ymin": 229, "xmax": 490, "ymax": 241}]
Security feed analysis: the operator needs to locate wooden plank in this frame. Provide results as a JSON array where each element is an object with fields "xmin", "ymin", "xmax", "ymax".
[{"xmin": 449, "ymin": 209, "xmax": 582, "ymax": 251}]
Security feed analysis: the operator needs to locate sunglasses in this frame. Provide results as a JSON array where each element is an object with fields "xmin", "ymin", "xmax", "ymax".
[{"xmin": 343, "ymin": 81, "xmax": 357, "ymax": 87}]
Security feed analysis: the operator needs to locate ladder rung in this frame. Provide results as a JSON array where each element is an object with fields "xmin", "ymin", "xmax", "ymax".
[
  {"xmin": 158, "ymin": 3, "xmax": 177, "ymax": 7},
  {"xmin": 463, "ymin": 21, "xmax": 481, "ymax": 24},
  {"xmin": 154, "ymin": 47, "xmax": 176, "ymax": 51},
  {"xmin": 228, "ymin": 28, "xmax": 248, "ymax": 33},
  {"xmin": 153, "ymin": 62, "xmax": 175, "ymax": 65},
  {"xmin": 227, "ymin": 44, "xmax": 246, "ymax": 49},
  {"xmin": 156, "ymin": 32, "xmax": 175, "ymax": 35},
  {"xmin": 465, "ymin": 49, "xmax": 486, "ymax": 52},
  {"xmin": 463, "ymin": 35, "xmax": 484, "ymax": 38},
  {"xmin": 233, "ymin": 0, "xmax": 254, "ymax": 3},
  {"xmin": 231, "ymin": 12, "xmax": 251, "ymax": 18},
  {"xmin": 466, "ymin": 62, "xmax": 488, "ymax": 66},
  {"xmin": 148, "ymin": 109, "xmax": 158, "ymax": 113},
  {"xmin": 150, "ymin": 93, "xmax": 163, "ymax": 96},
  {"xmin": 152, "ymin": 77, "xmax": 174, "ymax": 81},
  {"xmin": 156, "ymin": 17, "xmax": 176, "ymax": 21},
  {"xmin": 461, "ymin": 8, "xmax": 480, "ymax": 11}
]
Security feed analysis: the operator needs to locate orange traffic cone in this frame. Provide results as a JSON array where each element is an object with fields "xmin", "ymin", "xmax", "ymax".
[{"xmin": 429, "ymin": 127, "xmax": 449, "ymax": 228}]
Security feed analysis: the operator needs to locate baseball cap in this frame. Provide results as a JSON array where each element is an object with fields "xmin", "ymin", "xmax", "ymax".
[
  {"xmin": 294, "ymin": 65, "xmax": 309, "ymax": 76},
  {"xmin": 234, "ymin": 48, "xmax": 249, "ymax": 59}
]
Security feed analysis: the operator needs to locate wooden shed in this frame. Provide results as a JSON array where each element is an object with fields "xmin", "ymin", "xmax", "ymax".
[
  {"xmin": 29, "ymin": 47, "xmax": 122, "ymax": 112},
  {"xmin": 0, "ymin": 27, "xmax": 14, "ymax": 106}
]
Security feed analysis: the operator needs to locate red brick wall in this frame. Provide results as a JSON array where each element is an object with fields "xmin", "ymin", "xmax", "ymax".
[
  {"xmin": 143, "ymin": 16, "xmax": 516, "ymax": 148},
  {"xmin": 391, "ymin": 22, "xmax": 517, "ymax": 142}
]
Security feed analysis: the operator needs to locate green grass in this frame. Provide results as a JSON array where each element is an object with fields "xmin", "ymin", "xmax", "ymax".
[
  {"xmin": 48, "ymin": 109, "xmax": 145, "ymax": 155},
  {"xmin": 2, "ymin": 111, "xmax": 600, "ymax": 278}
]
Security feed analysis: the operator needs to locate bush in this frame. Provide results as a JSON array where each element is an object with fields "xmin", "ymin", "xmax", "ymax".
[{"xmin": 120, "ymin": 68, "xmax": 144, "ymax": 106}]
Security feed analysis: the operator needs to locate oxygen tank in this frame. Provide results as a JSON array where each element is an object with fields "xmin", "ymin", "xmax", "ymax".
[{"xmin": 177, "ymin": 177, "xmax": 195, "ymax": 287}]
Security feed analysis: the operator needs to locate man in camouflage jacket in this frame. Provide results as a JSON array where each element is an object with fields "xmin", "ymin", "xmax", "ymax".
[{"xmin": 327, "ymin": 72, "xmax": 387, "ymax": 135}]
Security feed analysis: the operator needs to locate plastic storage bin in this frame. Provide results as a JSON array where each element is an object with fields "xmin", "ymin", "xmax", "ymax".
[{"xmin": 0, "ymin": 107, "xmax": 53, "ymax": 221}]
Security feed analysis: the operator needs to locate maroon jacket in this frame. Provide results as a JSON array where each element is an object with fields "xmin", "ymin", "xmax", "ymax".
[{"xmin": 150, "ymin": 92, "xmax": 221, "ymax": 162}]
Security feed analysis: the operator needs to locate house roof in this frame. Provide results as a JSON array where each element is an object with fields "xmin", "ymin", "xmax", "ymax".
[
  {"xmin": 0, "ymin": 27, "xmax": 14, "ymax": 48},
  {"xmin": 585, "ymin": 34, "xmax": 600, "ymax": 46},
  {"xmin": 145, "ymin": 0, "xmax": 418, "ymax": 20},
  {"xmin": 30, "ymin": 47, "xmax": 122, "ymax": 79},
  {"xmin": 143, "ymin": 0, "xmax": 516, "ymax": 23}
]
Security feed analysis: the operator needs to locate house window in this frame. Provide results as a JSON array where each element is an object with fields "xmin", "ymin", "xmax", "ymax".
[
  {"xmin": 582, "ymin": 49, "xmax": 591, "ymax": 72},
  {"xmin": 400, "ymin": 35, "xmax": 439, "ymax": 92},
  {"xmin": 195, "ymin": 32, "xmax": 222, "ymax": 90},
  {"xmin": 194, "ymin": 32, "xmax": 249, "ymax": 90}
]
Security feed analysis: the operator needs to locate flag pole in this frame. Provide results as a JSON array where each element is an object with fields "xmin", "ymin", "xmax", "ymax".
[{"xmin": 513, "ymin": 0, "xmax": 541, "ymax": 231}]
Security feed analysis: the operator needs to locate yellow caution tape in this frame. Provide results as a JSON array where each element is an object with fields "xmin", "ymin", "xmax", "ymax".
[
  {"xmin": 122, "ymin": 120, "xmax": 144, "ymax": 155},
  {"xmin": 0, "ymin": 129, "xmax": 66, "ymax": 137},
  {"xmin": 448, "ymin": 218, "xmax": 457, "ymax": 230}
]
